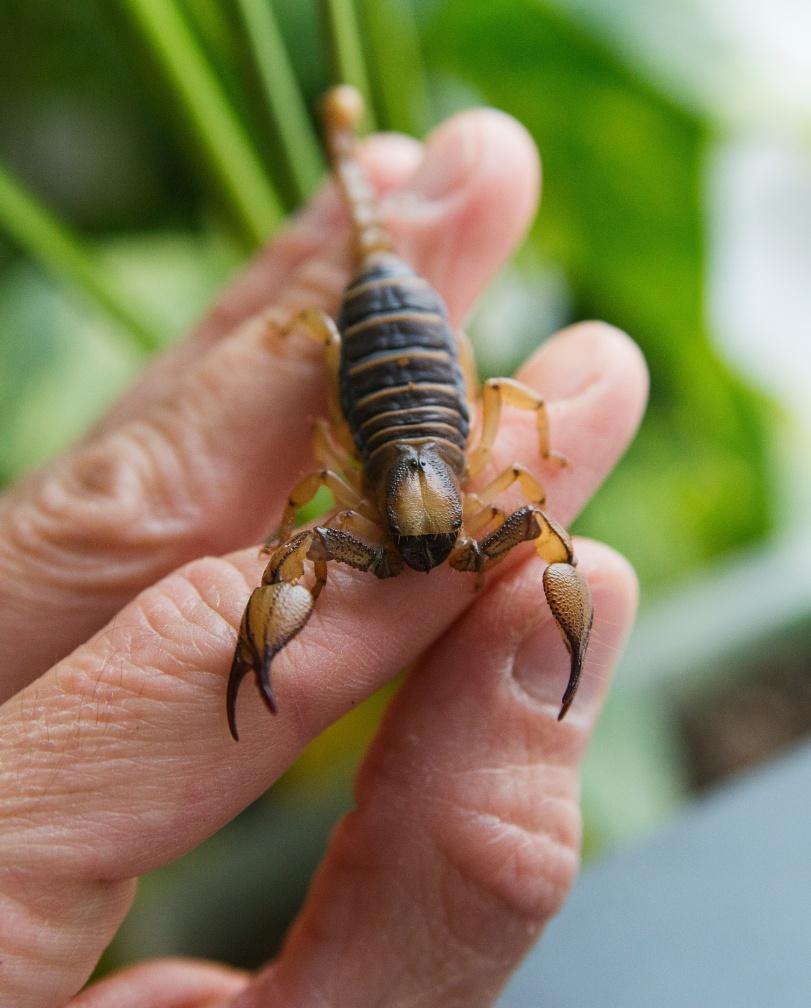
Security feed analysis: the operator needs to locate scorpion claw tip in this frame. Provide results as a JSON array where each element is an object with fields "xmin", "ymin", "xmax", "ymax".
[
  {"xmin": 557, "ymin": 683, "xmax": 576, "ymax": 722},
  {"xmin": 556, "ymin": 635, "xmax": 588, "ymax": 722},
  {"xmin": 258, "ymin": 652, "xmax": 278, "ymax": 716},
  {"xmin": 227, "ymin": 647, "xmax": 251, "ymax": 742},
  {"xmin": 258, "ymin": 678, "xmax": 278, "ymax": 716},
  {"xmin": 556, "ymin": 649, "xmax": 582, "ymax": 721}
]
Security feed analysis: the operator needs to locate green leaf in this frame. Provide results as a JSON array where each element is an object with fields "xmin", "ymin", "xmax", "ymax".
[
  {"xmin": 123, "ymin": 0, "xmax": 284, "ymax": 245},
  {"xmin": 234, "ymin": 0, "xmax": 324, "ymax": 202},
  {"xmin": 358, "ymin": 0, "xmax": 433, "ymax": 133},
  {"xmin": 319, "ymin": 0, "xmax": 376, "ymax": 130},
  {"xmin": 428, "ymin": 0, "xmax": 774, "ymax": 587},
  {"xmin": 0, "ymin": 163, "xmax": 164, "ymax": 353},
  {"xmin": 0, "ymin": 230, "xmax": 237, "ymax": 485}
]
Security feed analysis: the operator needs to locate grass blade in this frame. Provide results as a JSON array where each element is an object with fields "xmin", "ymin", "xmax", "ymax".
[
  {"xmin": 123, "ymin": 0, "xmax": 283, "ymax": 246},
  {"xmin": 320, "ymin": 0, "xmax": 376, "ymax": 130},
  {"xmin": 358, "ymin": 0, "xmax": 432, "ymax": 134},
  {"xmin": 235, "ymin": 0, "xmax": 324, "ymax": 203},
  {"xmin": 0, "ymin": 164, "xmax": 164, "ymax": 353}
]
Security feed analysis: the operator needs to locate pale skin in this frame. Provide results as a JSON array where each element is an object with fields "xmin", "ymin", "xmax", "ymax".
[{"xmin": 0, "ymin": 109, "xmax": 648, "ymax": 1007}]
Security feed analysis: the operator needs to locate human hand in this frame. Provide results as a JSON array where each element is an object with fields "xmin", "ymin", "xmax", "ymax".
[{"xmin": 0, "ymin": 107, "xmax": 647, "ymax": 1007}]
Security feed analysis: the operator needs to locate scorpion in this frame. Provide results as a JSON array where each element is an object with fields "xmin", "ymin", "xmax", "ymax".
[{"xmin": 227, "ymin": 86, "xmax": 593, "ymax": 741}]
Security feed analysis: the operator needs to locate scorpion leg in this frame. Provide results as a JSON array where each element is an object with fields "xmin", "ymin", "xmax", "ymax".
[
  {"xmin": 464, "ymin": 500, "xmax": 509, "ymax": 538},
  {"xmin": 277, "ymin": 308, "xmax": 355, "ymax": 452},
  {"xmin": 330, "ymin": 507, "xmax": 386, "ymax": 541},
  {"xmin": 228, "ymin": 523, "xmax": 402, "ymax": 740},
  {"xmin": 473, "ymin": 462, "xmax": 547, "ymax": 506},
  {"xmin": 455, "ymin": 328, "xmax": 479, "ymax": 403},
  {"xmin": 262, "ymin": 467, "xmax": 375, "ymax": 555},
  {"xmin": 450, "ymin": 505, "xmax": 593, "ymax": 720},
  {"xmin": 465, "ymin": 463, "xmax": 547, "ymax": 522},
  {"xmin": 467, "ymin": 377, "xmax": 567, "ymax": 478},
  {"xmin": 313, "ymin": 417, "xmax": 363, "ymax": 494},
  {"xmin": 462, "ymin": 462, "xmax": 547, "ymax": 541}
]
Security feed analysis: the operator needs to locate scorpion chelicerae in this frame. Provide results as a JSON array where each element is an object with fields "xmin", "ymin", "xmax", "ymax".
[{"xmin": 226, "ymin": 86, "xmax": 593, "ymax": 740}]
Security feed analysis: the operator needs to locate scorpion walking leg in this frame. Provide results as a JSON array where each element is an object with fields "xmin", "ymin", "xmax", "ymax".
[
  {"xmin": 455, "ymin": 328, "xmax": 479, "ymax": 403},
  {"xmin": 467, "ymin": 377, "xmax": 567, "ymax": 478},
  {"xmin": 472, "ymin": 462, "xmax": 547, "ymax": 507},
  {"xmin": 330, "ymin": 507, "xmax": 385, "ymax": 541},
  {"xmin": 463, "ymin": 463, "xmax": 547, "ymax": 540},
  {"xmin": 228, "ymin": 523, "xmax": 401, "ymax": 740},
  {"xmin": 313, "ymin": 417, "xmax": 363, "ymax": 495},
  {"xmin": 271, "ymin": 307, "xmax": 355, "ymax": 452},
  {"xmin": 450, "ymin": 505, "xmax": 593, "ymax": 720},
  {"xmin": 263, "ymin": 468, "xmax": 375, "ymax": 554},
  {"xmin": 463, "ymin": 500, "xmax": 509, "ymax": 539},
  {"xmin": 291, "ymin": 308, "xmax": 354, "ymax": 451}
]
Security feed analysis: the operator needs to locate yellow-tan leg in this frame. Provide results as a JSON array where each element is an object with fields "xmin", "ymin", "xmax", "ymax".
[
  {"xmin": 462, "ymin": 462, "xmax": 546, "ymax": 539},
  {"xmin": 456, "ymin": 328, "xmax": 479, "ymax": 402},
  {"xmin": 264, "ymin": 468, "xmax": 371, "ymax": 554},
  {"xmin": 331, "ymin": 507, "xmax": 385, "ymax": 542},
  {"xmin": 313, "ymin": 417, "xmax": 363, "ymax": 493},
  {"xmin": 469, "ymin": 463, "xmax": 547, "ymax": 509},
  {"xmin": 463, "ymin": 500, "xmax": 509, "ymax": 539},
  {"xmin": 272, "ymin": 308, "xmax": 355, "ymax": 453},
  {"xmin": 467, "ymin": 377, "xmax": 566, "ymax": 478}
]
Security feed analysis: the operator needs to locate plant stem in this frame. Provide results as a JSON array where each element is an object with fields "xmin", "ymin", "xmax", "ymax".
[
  {"xmin": 235, "ymin": 0, "xmax": 324, "ymax": 202},
  {"xmin": 358, "ymin": 0, "xmax": 432, "ymax": 134},
  {"xmin": 123, "ymin": 0, "xmax": 283, "ymax": 246},
  {"xmin": 320, "ymin": 0, "xmax": 376, "ymax": 131},
  {"xmin": 0, "ymin": 164, "xmax": 163, "ymax": 353}
]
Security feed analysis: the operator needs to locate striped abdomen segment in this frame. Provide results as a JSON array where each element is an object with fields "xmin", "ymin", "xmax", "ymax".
[{"xmin": 338, "ymin": 255, "xmax": 470, "ymax": 470}]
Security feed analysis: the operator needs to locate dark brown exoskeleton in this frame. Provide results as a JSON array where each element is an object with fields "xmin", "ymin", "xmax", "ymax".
[{"xmin": 227, "ymin": 86, "xmax": 593, "ymax": 740}]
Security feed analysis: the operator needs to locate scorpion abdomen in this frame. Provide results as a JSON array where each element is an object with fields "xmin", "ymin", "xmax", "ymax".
[{"xmin": 337, "ymin": 253, "xmax": 470, "ymax": 473}]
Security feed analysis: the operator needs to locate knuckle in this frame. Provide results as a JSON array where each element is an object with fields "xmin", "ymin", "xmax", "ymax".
[
  {"xmin": 7, "ymin": 559, "xmax": 247, "ymax": 819},
  {"xmin": 435, "ymin": 790, "xmax": 581, "ymax": 930},
  {"xmin": 355, "ymin": 743, "xmax": 582, "ymax": 947},
  {"xmin": 137, "ymin": 556, "xmax": 244, "ymax": 656},
  {"xmin": 58, "ymin": 556, "xmax": 244, "ymax": 712},
  {"xmin": 8, "ymin": 419, "xmax": 198, "ymax": 586}
]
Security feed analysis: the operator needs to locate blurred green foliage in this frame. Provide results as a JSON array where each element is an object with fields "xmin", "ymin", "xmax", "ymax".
[
  {"xmin": 0, "ymin": 0, "xmax": 779, "ymax": 974},
  {"xmin": 428, "ymin": 0, "xmax": 772, "ymax": 592}
]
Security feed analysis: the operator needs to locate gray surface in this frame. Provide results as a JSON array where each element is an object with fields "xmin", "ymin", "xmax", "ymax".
[{"xmin": 499, "ymin": 741, "xmax": 811, "ymax": 1007}]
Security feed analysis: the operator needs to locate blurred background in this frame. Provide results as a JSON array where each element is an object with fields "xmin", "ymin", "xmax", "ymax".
[{"xmin": 2, "ymin": 0, "xmax": 810, "ymax": 976}]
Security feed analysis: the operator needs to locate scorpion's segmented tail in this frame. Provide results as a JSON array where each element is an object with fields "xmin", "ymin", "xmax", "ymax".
[{"xmin": 321, "ymin": 85, "xmax": 394, "ymax": 265}]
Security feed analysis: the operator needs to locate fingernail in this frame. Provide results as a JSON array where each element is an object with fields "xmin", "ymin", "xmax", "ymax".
[
  {"xmin": 403, "ymin": 118, "xmax": 481, "ymax": 203},
  {"xmin": 533, "ymin": 322, "xmax": 634, "ymax": 403}
]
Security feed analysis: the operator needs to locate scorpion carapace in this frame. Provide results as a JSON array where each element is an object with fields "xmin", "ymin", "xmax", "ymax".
[{"xmin": 227, "ymin": 85, "xmax": 593, "ymax": 740}]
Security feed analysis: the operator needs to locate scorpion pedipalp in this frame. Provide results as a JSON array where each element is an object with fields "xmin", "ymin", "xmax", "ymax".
[
  {"xmin": 543, "ymin": 562, "xmax": 594, "ymax": 720},
  {"xmin": 227, "ymin": 580, "xmax": 315, "ymax": 740}
]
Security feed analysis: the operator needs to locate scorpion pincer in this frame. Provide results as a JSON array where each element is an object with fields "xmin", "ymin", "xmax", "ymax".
[{"xmin": 227, "ymin": 86, "xmax": 593, "ymax": 740}]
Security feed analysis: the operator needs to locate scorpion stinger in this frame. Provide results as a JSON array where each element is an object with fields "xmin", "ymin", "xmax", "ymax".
[{"xmin": 226, "ymin": 85, "xmax": 592, "ymax": 739}]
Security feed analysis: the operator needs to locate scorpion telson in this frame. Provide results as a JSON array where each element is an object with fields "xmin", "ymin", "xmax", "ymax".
[{"xmin": 227, "ymin": 85, "xmax": 593, "ymax": 740}]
